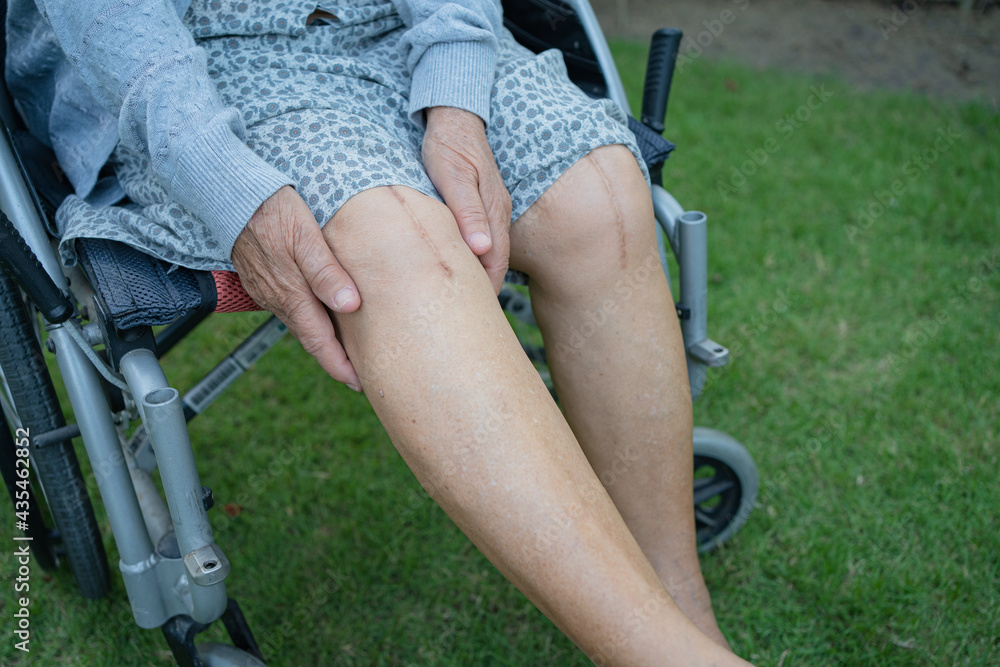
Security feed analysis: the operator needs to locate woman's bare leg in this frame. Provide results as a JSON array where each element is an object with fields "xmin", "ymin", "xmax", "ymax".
[
  {"xmin": 323, "ymin": 185, "xmax": 745, "ymax": 665},
  {"xmin": 508, "ymin": 145, "xmax": 729, "ymax": 647}
]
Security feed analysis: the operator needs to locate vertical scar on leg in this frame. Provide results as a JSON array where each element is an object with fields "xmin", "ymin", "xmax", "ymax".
[
  {"xmin": 386, "ymin": 185, "xmax": 453, "ymax": 277},
  {"xmin": 585, "ymin": 153, "xmax": 627, "ymax": 269}
]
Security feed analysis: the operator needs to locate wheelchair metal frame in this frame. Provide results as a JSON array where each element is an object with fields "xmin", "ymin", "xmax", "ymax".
[{"xmin": 0, "ymin": 1, "xmax": 749, "ymax": 663}]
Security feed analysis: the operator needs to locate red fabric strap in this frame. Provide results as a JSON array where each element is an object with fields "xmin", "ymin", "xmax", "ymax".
[{"xmin": 211, "ymin": 271, "xmax": 262, "ymax": 313}]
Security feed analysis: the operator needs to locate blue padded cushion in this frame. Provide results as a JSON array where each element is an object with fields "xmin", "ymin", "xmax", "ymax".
[
  {"xmin": 76, "ymin": 238, "xmax": 208, "ymax": 329},
  {"xmin": 627, "ymin": 116, "xmax": 675, "ymax": 170}
]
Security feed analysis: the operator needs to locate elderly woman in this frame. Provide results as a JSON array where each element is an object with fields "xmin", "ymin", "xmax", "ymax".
[{"xmin": 7, "ymin": 0, "xmax": 749, "ymax": 663}]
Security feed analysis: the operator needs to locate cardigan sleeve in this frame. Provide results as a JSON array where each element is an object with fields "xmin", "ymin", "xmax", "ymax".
[
  {"xmin": 391, "ymin": 0, "xmax": 504, "ymax": 126},
  {"xmin": 30, "ymin": 0, "xmax": 293, "ymax": 258}
]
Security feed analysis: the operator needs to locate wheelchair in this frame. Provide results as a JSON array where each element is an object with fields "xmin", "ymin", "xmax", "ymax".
[{"xmin": 0, "ymin": 0, "xmax": 758, "ymax": 663}]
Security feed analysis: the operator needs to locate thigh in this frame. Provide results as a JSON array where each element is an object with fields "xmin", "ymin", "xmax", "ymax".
[
  {"xmin": 245, "ymin": 105, "xmax": 439, "ymax": 228},
  {"xmin": 202, "ymin": 16, "xmax": 436, "ymax": 228},
  {"xmin": 488, "ymin": 31, "xmax": 649, "ymax": 225},
  {"xmin": 74, "ymin": 8, "xmax": 435, "ymax": 273}
]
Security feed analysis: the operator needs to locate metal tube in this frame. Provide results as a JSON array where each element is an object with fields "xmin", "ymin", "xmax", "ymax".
[
  {"xmin": 123, "ymin": 349, "xmax": 227, "ymax": 622},
  {"xmin": 50, "ymin": 326, "xmax": 153, "ymax": 566},
  {"xmin": 0, "ymin": 129, "xmax": 65, "ymax": 289},
  {"xmin": 568, "ymin": 0, "xmax": 630, "ymax": 113},
  {"xmin": 140, "ymin": 387, "xmax": 215, "ymax": 554},
  {"xmin": 651, "ymin": 185, "xmax": 683, "ymax": 259},
  {"xmin": 120, "ymin": 348, "xmax": 221, "ymax": 555},
  {"xmin": 120, "ymin": 348, "xmax": 165, "ymax": 426},
  {"xmin": 678, "ymin": 211, "xmax": 708, "ymax": 346},
  {"xmin": 141, "ymin": 385, "xmax": 227, "ymax": 622},
  {"xmin": 656, "ymin": 223, "xmax": 671, "ymax": 295},
  {"xmin": 125, "ymin": 446, "xmax": 172, "ymax": 551},
  {"xmin": 50, "ymin": 309, "xmax": 181, "ymax": 629}
]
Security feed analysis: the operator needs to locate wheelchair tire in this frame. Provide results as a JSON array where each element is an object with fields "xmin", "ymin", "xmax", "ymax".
[
  {"xmin": 692, "ymin": 427, "xmax": 758, "ymax": 553},
  {"xmin": 0, "ymin": 271, "xmax": 110, "ymax": 599},
  {"xmin": 198, "ymin": 642, "xmax": 268, "ymax": 666}
]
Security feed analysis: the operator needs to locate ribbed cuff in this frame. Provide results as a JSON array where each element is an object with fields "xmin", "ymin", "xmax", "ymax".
[
  {"xmin": 408, "ymin": 40, "xmax": 497, "ymax": 127},
  {"xmin": 171, "ymin": 123, "xmax": 294, "ymax": 259}
]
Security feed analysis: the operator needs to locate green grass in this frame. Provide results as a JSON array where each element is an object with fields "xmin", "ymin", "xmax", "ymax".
[{"xmin": 2, "ymin": 44, "xmax": 998, "ymax": 666}]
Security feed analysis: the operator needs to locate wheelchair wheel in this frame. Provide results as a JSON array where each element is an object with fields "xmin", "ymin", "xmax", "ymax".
[
  {"xmin": 692, "ymin": 427, "xmax": 758, "ymax": 553},
  {"xmin": 0, "ymin": 271, "xmax": 110, "ymax": 598},
  {"xmin": 198, "ymin": 643, "xmax": 268, "ymax": 666}
]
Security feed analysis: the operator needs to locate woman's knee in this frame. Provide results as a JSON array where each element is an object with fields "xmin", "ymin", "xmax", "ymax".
[
  {"xmin": 509, "ymin": 145, "xmax": 655, "ymax": 280},
  {"xmin": 321, "ymin": 185, "xmax": 496, "ymax": 343},
  {"xmin": 322, "ymin": 185, "xmax": 481, "ymax": 291},
  {"xmin": 319, "ymin": 186, "xmax": 510, "ymax": 384}
]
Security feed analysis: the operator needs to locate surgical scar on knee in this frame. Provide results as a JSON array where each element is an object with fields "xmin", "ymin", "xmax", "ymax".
[
  {"xmin": 387, "ymin": 186, "xmax": 452, "ymax": 277},
  {"xmin": 586, "ymin": 153, "xmax": 627, "ymax": 269}
]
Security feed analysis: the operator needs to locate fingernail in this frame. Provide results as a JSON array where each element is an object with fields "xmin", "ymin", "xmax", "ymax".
[
  {"xmin": 333, "ymin": 287, "xmax": 357, "ymax": 310},
  {"xmin": 346, "ymin": 383, "xmax": 361, "ymax": 393},
  {"xmin": 468, "ymin": 232, "xmax": 491, "ymax": 251}
]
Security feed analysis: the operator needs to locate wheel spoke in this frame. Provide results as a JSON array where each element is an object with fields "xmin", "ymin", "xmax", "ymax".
[
  {"xmin": 692, "ymin": 476, "xmax": 713, "ymax": 491},
  {"xmin": 693, "ymin": 478, "xmax": 735, "ymax": 505},
  {"xmin": 695, "ymin": 507, "xmax": 718, "ymax": 528}
]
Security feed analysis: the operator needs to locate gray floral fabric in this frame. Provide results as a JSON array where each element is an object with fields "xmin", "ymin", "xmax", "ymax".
[{"xmin": 56, "ymin": 0, "xmax": 645, "ymax": 271}]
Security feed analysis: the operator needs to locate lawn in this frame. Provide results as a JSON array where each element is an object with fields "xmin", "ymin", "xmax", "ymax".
[{"xmin": 1, "ymin": 42, "xmax": 998, "ymax": 666}]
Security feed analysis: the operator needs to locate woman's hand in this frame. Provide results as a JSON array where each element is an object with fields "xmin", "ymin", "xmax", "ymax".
[
  {"xmin": 232, "ymin": 186, "xmax": 362, "ymax": 390},
  {"xmin": 423, "ymin": 106, "xmax": 512, "ymax": 294}
]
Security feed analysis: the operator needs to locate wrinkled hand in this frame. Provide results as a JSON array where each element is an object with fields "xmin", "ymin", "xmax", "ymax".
[
  {"xmin": 423, "ymin": 106, "xmax": 512, "ymax": 294},
  {"xmin": 232, "ymin": 186, "xmax": 362, "ymax": 390}
]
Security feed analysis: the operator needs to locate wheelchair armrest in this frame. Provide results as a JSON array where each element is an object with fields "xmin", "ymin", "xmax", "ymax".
[
  {"xmin": 627, "ymin": 117, "xmax": 675, "ymax": 184},
  {"xmin": 0, "ymin": 209, "xmax": 74, "ymax": 323}
]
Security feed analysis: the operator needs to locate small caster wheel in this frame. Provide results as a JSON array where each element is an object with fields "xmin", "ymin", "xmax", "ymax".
[
  {"xmin": 198, "ymin": 642, "xmax": 268, "ymax": 666},
  {"xmin": 692, "ymin": 427, "xmax": 758, "ymax": 553}
]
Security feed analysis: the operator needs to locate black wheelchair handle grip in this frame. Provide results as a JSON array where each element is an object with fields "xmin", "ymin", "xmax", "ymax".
[
  {"xmin": 641, "ymin": 28, "xmax": 683, "ymax": 135},
  {"xmin": 0, "ymin": 210, "xmax": 74, "ymax": 324}
]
